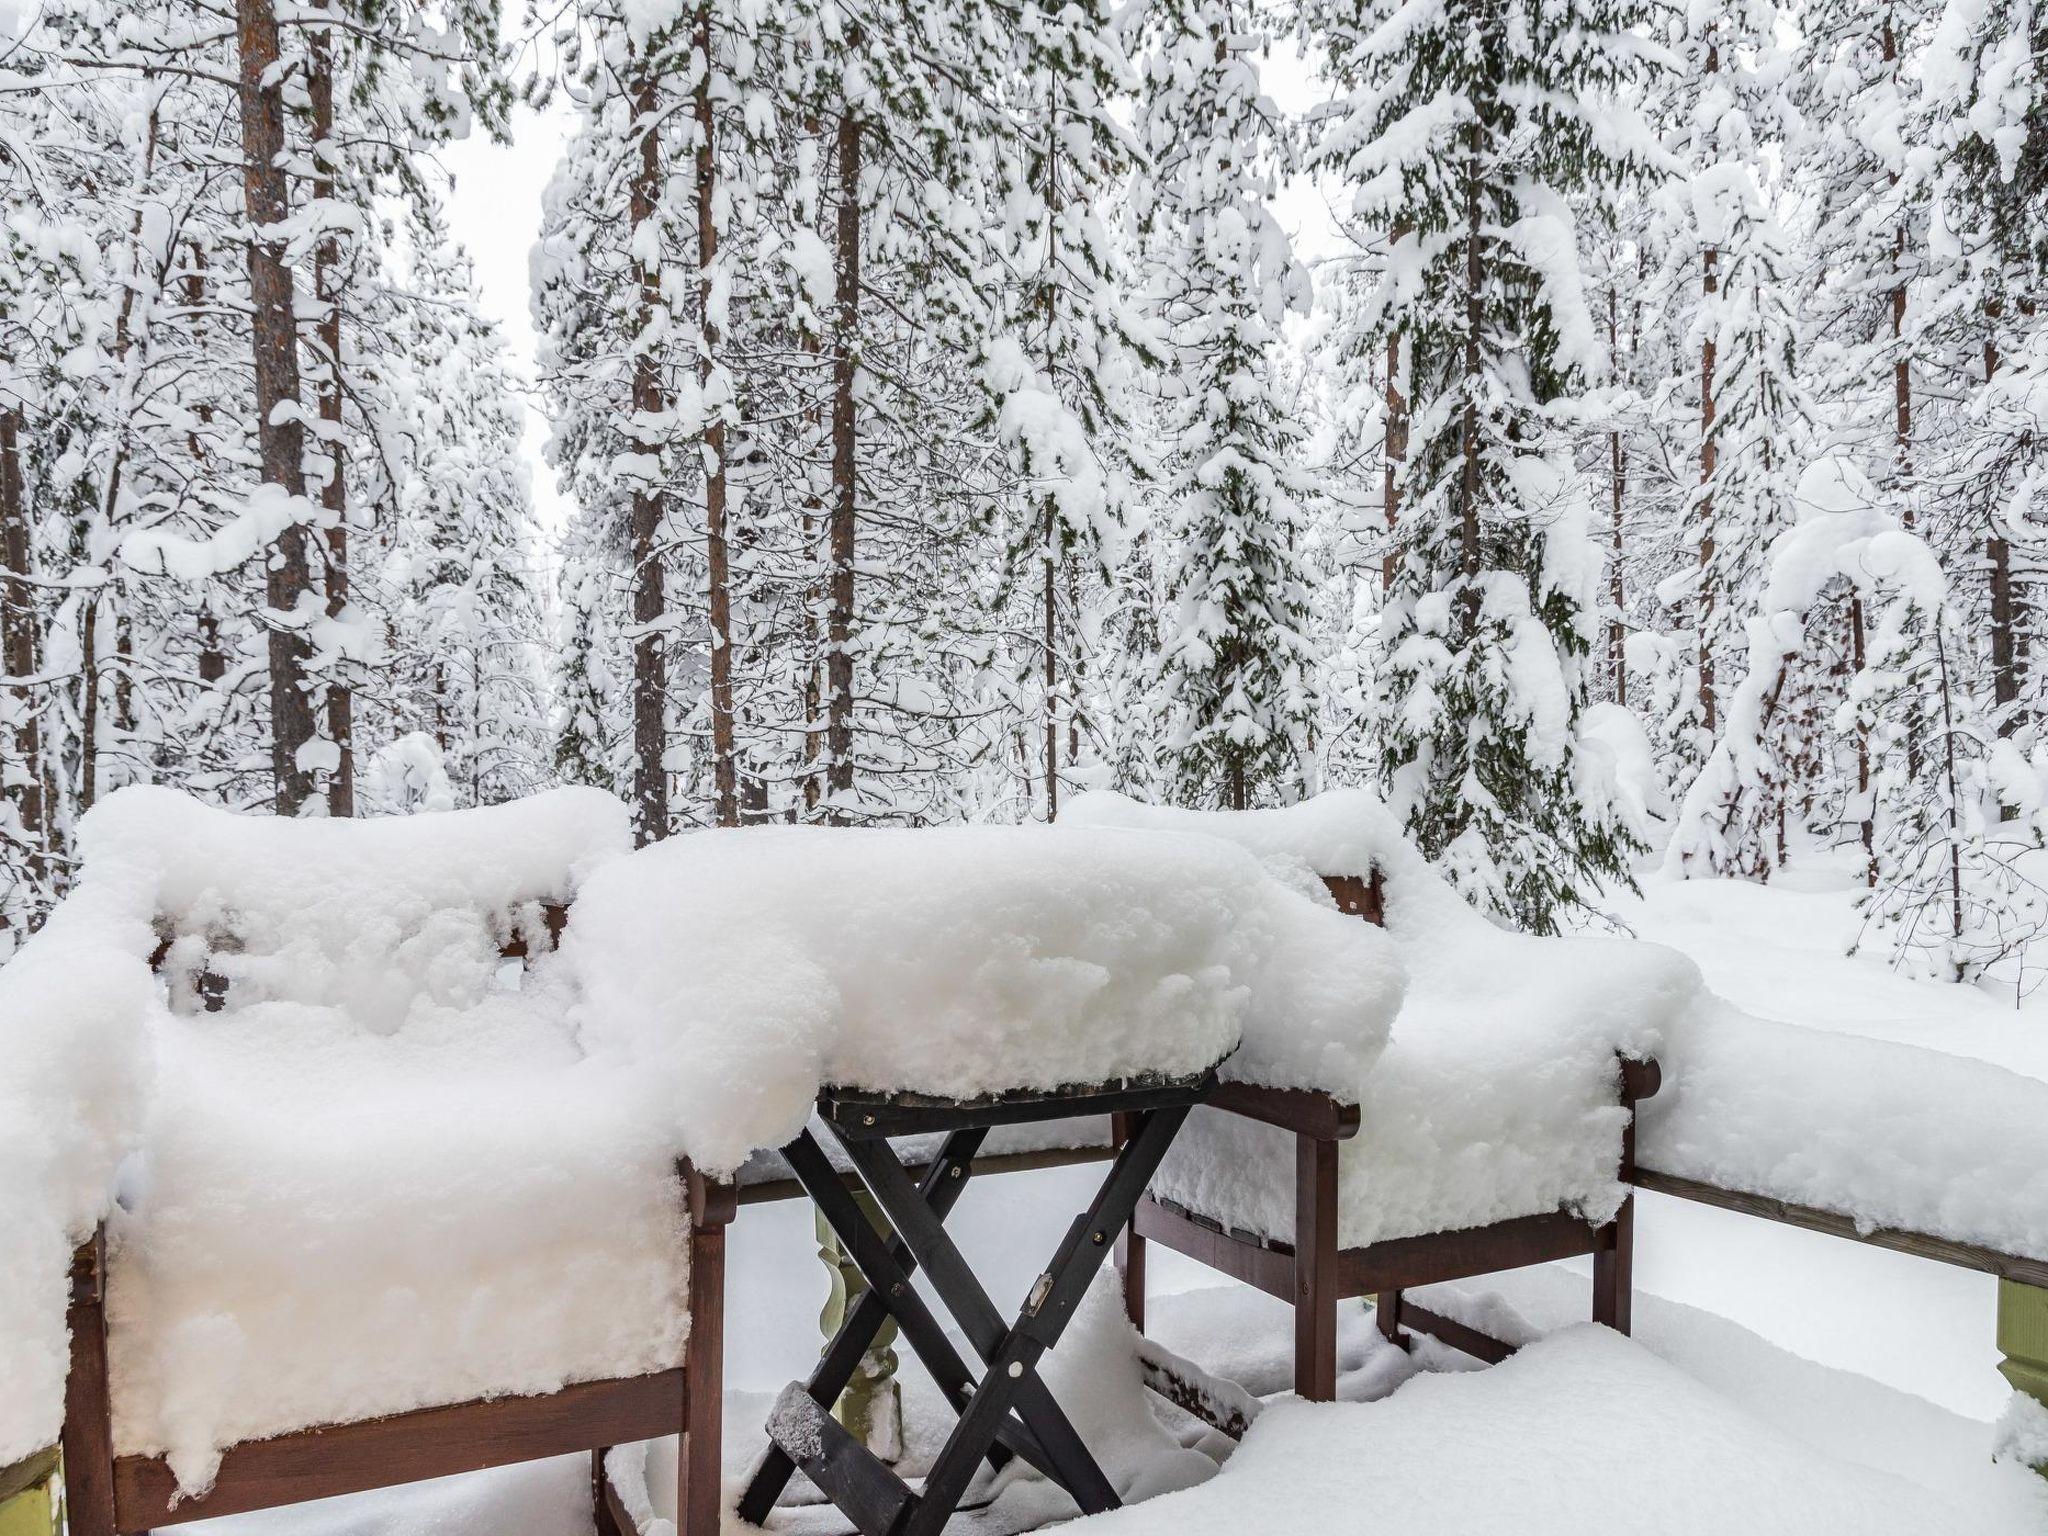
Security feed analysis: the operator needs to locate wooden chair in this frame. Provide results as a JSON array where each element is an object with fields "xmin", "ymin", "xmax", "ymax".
[
  {"xmin": 1120, "ymin": 871, "xmax": 1661, "ymax": 1405},
  {"xmin": 62, "ymin": 904, "xmax": 734, "ymax": 1536}
]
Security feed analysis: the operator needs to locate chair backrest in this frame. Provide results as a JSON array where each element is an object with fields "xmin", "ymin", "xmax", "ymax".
[
  {"xmin": 1321, "ymin": 870, "xmax": 1386, "ymax": 926},
  {"xmin": 79, "ymin": 785, "xmax": 628, "ymax": 1021}
]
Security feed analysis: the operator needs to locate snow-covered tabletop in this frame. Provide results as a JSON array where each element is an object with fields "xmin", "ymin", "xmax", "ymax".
[
  {"xmin": 561, "ymin": 823, "xmax": 1403, "ymax": 1176},
  {"xmin": 1061, "ymin": 791, "xmax": 1695, "ymax": 1247}
]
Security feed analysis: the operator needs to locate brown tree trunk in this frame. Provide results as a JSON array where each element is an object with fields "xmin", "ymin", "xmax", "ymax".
[
  {"xmin": 0, "ymin": 407, "xmax": 46, "ymax": 908},
  {"xmin": 1382, "ymin": 315, "xmax": 1407, "ymax": 594},
  {"xmin": 1985, "ymin": 301, "xmax": 2021, "ymax": 755},
  {"xmin": 1039, "ymin": 118, "xmax": 1062, "ymax": 822},
  {"xmin": 696, "ymin": 3, "xmax": 738, "ymax": 829},
  {"xmin": 236, "ymin": 0, "xmax": 318, "ymax": 814},
  {"xmin": 1699, "ymin": 236, "xmax": 1719, "ymax": 737},
  {"xmin": 79, "ymin": 596, "xmax": 98, "ymax": 813},
  {"xmin": 310, "ymin": 15, "xmax": 353, "ymax": 816},
  {"xmin": 628, "ymin": 65, "xmax": 669, "ymax": 846},
  {"xmin": 198, "ymin": 600, "xmax": 227, "ymax": 684},
  {"xmin": 1882, "ymin": 18, "xmax": 1914, "ymax": 530},
  {"xmin": 1607, "ymin": 285, "xmax": 1627, "ymax": 705},
  {"xmin": 1042, "ymin": 499, "xmax": 1058, "ymax": 821},
  {"xmin": 825, "ymin": 108, "xmax": 861, "ymax": 822},
  {"xmin": 1850, "ymin": 597, "xmax": 1875, "ymax": 888},
  {"xmin": 1457, "ymin": 126, "xmax": 1482, "ymax": 637}
]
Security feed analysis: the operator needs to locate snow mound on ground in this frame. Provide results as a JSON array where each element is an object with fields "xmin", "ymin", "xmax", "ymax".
[
  {"xmin": 1060, "ymin": 791, "xmax": 1699, "ymax": 1243},
  {"xmin": 1083, "ymin": 1326, "xmax": 1988, "ymax": 1535},
  {"xmin": 565, "ymin": 825, "xmax": 1403, "ymax": 1176}
]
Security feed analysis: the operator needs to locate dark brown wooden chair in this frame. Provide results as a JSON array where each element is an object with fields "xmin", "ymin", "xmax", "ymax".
[
  {"xmin": 1120, "ymin": 871, "xmax": 1661, "ymax": 1406},
  {"xmin": 62, "ymin": 904, "xmax": 734, "ymax": 1536}
]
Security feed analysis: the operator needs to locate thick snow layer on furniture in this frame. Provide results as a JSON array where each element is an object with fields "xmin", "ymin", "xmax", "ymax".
[
  {"xmin": 22, "ymin": 787, "xmax": 673, "ymax": 1495},
  {"xmin": 1062, "ymin": 791, "xmax": 1695, "ymax": 1244},
  {"xmin": 1639, "ymin": 1005, "xmax": 2048, "ymax": 1261},
  {"xmin": 107, "ymin": 1007, "xmax": 692, "ymax": 1492},
  {"xmin": 0, "ymin": 877, "xmax": 156, "ymax": 1466},
  {"xmin": 83, "ymin": 784, "xmax": 629, "ymax": 928},
  {"xmin": 83, "ymin": 785, "xmax": 629, "ymax": 1028},
  {"xmin": 1085, "ymin": 1325, "xmax": 1987, "ymax": 1535},
  {"xmin": 565, "ymin": 825, "xmax": 1402, "ymax": 1175}
]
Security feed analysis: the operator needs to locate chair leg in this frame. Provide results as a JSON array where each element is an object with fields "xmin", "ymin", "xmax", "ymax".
[
  {"xmin": 1592, "ymin": 1193, "xmax": 1634, "ymax": 1335},
  {"xmin": 62, "ymin": 1232, "xmax": 116, "ymax": 1536},
  {"xmin": 591, "ymin": 1448, "xmax": 623, "ymax": 1536},
  {"xmin": 1292, "ymin": 1134, "xmax": 1339, "ymax": 1401},
  {"xmin": 1112, "ymin": 1113, "xmax": 1145, "ymax": 1332},
  {"xmin": 1117, "ymin": 1224, "xmax": 1146, "ymax": 1333},
  {"xmin": 1374, "ymin": 1289, "xmax": 1407, "ymax": 1348},
  {"xmin": 680, "ymin": 1183, "xmax": 733, "ymax": 1536}
]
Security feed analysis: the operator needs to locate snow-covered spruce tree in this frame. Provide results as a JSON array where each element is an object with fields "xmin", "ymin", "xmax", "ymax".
[
  {"xmin": 1857, "ymin": 586, "xmax": 2048, "ymax": 988},
  {"xmin": 1309, "ymin": 0, "xmax": 1656, "ymax": 929},
  {"xmin": 533, "ymin": 9, "xmax": 698, "ymax": 842},
  {"xmin": 0, "ymin": 64, "xmax": 106, "ymax": 941},
  {"xmin": 56, "ymin": 0, "xmax": 509, "ymax": 817},
  {"xmin": 1789, "ymin": 0, "xmax": 1935, "ymax": 526},
  {"xmin": 1922, "ymin": 0, "xmax": 2048, "ymax": 755},
  {"xmin": 377, "ymin": 236, "xmax": 552, "ymax": 805},
  {"xmin": 1641, "ymin": 0, "xmax": 1812, "ymax": 797},
  {"xmin": 1134, "ymin": 0, "xmax": 1319, "ymax": 811},
  {"xmin": 977, "ymin": 0, "xmax": 1147, "ymax": 820}
]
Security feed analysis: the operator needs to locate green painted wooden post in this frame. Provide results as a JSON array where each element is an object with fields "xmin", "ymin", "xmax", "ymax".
[
  {"xmin": 1998, "ymin": 1279, "xmax": 2048, "ymax": 1475},
  {"xmin": 0, "ymin": 1449, "xmax": 60, "ymax": 1536},
  {"xmin": 816, "ymin": 1194, "xmax": 903, "ymax": 1462}
]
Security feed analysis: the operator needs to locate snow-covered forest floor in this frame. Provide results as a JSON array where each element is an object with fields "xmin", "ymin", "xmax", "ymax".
[{"xmin": 159, "ymin": 854, "xmax": 2048, "ymax": 1536}]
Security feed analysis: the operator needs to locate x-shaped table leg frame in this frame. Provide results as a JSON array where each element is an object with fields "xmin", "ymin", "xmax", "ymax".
[{"xmin": 739, "ymin": 1100, "xmax": 1196, "ymax": 1536}]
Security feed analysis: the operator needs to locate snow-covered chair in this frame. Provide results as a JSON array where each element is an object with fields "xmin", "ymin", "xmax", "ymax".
[
  {"xmin": 1063, "ymin": 792, "xmax": 1693, "ymax": 1400},
  {"xmin": 39, "ymin": 788, "xmax": 732, "ymax": 1536}
]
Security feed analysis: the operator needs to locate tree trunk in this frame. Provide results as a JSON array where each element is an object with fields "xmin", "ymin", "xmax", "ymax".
[
  {"xmin": 1882, "ymin": 17, "xmax": 1914, "ymax": 528},
  {"xmin": 1698, "ymin": 238, "xmax": 1718, "ymax": 737},
  {"xmin": 697, "ymin": 2, "xmax": 737, "ymax": 829},
  {"xmin": 1382, "ymin": 232, "xmax": 1408, "ymax": 595},
  {"xmin": 310, "ymin": 14, "xmax": 353, "ymax": 816},
  {"xmin": 1850, "ymin": 597, "xmax": 1874, "ymax": 888},
  {"xmin": 1985, "ymin": 301, "xmax": 2021, "ymax": 755},
  {"xmin": 825, "ymin": 107, "xmax": 861, "ymax": 822},
  {"xmin": 1457, "ymin": 126, "xmax": 1482, "ymax": 636},
  {"xmin": 0, "ymin": 407, "xmax": 46, "ymax": 907},
  {"xmin": 1607, "ymin": 285, "xmax": 1627, "ymax": 705},
  {"xmin": 628, "ymin": 64, "xmax": 670, "ymax": 846},
  {"xmin": 235, "ymin": 0, "xmax": 318, "ymax": 814},
  {"xmin": 1042, "ymin": 498, "xmax": 1058, "ymax": 821},
  {"xmin": 1039, "ymin": 116, "xmax": 1062, "ymax": 822}
]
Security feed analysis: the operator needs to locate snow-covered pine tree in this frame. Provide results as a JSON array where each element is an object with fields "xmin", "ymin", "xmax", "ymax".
[
  {"xmin": 1636, "ymin": 0, "xmax": 1819, "ymax": 860},
  {"xmin": 1135, "ymin": 0, "xmax": 1319, "ymax": 811},
  {"xmin": 1310, "ymin": 0, "xmax": 1656, "ymax": 929},
  {"xmin": 533, "ymin": 8, "xmax": 697, "ymax": 842},
  {"xmin": 979, "ymin": 0, "xmax": 1145, "ymax": 819},
  {"xmin": 1922, "ymin": 0, "xmax": 2048, "ymax": 756}
]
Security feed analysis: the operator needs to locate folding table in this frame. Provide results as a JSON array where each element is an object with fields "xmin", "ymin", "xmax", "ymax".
[{"xmin": 738, "ymin": 1068, "xmax": 1221, "ymax": 1536}]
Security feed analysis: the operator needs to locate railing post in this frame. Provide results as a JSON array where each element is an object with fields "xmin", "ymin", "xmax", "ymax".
[
  {"xmin": 816, "ymin": 1192, "xmax": 903, "ymax": 1462},
  {"xmin": 1997, "ymin": 1279, "xmax": 2048, "ymax": 1477}
]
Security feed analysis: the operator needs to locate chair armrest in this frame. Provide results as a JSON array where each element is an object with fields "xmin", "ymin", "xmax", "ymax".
[
  {"xmin": 1619, "ymin": 1056, "xmax": 1661, "ymax": 1107},
  {"xmin": 680, "ymin": 1161, "xmax": 738, "ymax": 1228},
  {"xmin": 1206, "ymin": 1082, "xmax": 1360, "ymax": 1141}
]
